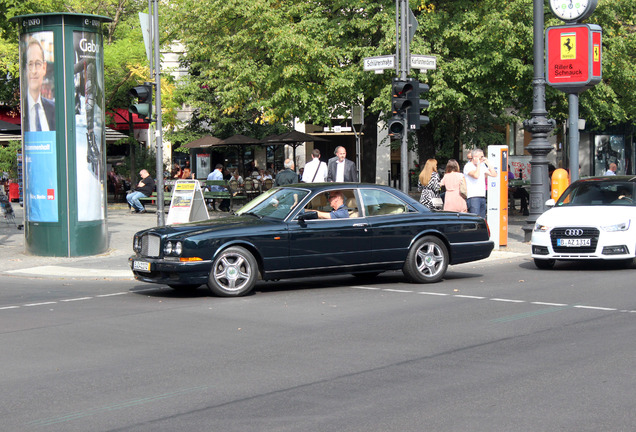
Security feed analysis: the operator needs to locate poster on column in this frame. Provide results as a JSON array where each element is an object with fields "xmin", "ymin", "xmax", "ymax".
[
  {"xmin": 74, "ymin": 30, "xmax": 106, "ymax": 221},
  {"xmin": 21, "ymin": 31, "xmax": 58, "ymax": 222}
]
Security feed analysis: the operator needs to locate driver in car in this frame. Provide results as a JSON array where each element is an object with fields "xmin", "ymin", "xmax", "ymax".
[{"xmin": 305, "ymin": 190, "xmax": 349, "ymax": 219}]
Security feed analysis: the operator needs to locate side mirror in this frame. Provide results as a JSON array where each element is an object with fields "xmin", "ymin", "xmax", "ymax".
[
  {"xmin": 297, "ymin": 211, "xmax": 318, "ymax": 221},
  {"xmin": 545, "ymin": 199, "xmax": 556, "ymax": 208}
]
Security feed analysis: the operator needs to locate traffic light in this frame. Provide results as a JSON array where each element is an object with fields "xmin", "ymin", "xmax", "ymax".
[
  {"xmin": 387, "ymin": 115, "xmax": 405, "ymax": 141},
  {"xmin": 391, "ymin": 78, "xmax": 413, "ymax": 116},
  {"xmin": 389, "ymin": 78, "xmax": 413, "ymax": 140},
  {"xmin": 128, "ymin": 83, "xmax": 153, "ymax": 122},
  {"xmin": 406, "ymin": 79, "xmax": 430, "ymax": 130}
]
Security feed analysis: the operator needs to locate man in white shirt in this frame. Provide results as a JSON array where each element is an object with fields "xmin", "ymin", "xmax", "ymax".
[
  {"xmin": 25, "ymin": 38, "xmax": 55, "ymax": 132},
  {"xmin": 302, "ymin": 149, "xmax": 328, "ymax": 183},
  {"xmin": 605, "ymin": 162, "xmax": 617, "ymax": 175},
  {"xmin": 463, "ymin": 148, "xmax": 496, "ymax": 218}
]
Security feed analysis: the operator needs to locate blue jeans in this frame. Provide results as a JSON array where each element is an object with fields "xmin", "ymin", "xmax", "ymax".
[
  {"xmin": 126, "ymin": 191, "xmax": 148, "ymax": 212},
  {"xmin": 467, "ymin": 196, "xmax": 487, "ymax": 219}
]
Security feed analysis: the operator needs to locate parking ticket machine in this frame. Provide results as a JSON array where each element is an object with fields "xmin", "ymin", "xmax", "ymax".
[{"xmin": 487, "ymin": 145, "xmax": 508, "ymax": 248}]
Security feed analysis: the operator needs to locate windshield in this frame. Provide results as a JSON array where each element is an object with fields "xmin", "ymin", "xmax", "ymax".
[
  {"xmin": 556, "ymin": 181, "xmax": 636, "ymax": 207},
  {"xmin": 235, "ymin": 187, "xmax": 310, "ymax": 220}
]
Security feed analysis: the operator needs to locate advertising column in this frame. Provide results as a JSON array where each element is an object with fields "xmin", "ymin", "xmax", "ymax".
[{"xmin": 12, "ymin": 13, "xmax": 112, "ymax": 256}]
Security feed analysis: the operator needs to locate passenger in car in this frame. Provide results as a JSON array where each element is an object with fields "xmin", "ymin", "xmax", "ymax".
[{"xmin": 308, "ymin": 190, "xmax": 350, "ymax": 219}]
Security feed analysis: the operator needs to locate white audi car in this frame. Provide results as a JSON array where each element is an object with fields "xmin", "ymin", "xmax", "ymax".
[{"xmin": 531, "ymin": 176, "xmax": 636, "ymax": 269}]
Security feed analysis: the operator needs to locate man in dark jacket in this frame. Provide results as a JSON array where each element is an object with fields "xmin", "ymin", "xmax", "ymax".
[
  {"xmin": 126, "ymin": 169, "xmax": 155, "ymax": 213},
  {"xmin": 274, "ymin": 159, "xmax": 299, "ymax": 186},
  {"xmin": 327, "ymin": 146, "xmax": 358, "ymax": 182}
]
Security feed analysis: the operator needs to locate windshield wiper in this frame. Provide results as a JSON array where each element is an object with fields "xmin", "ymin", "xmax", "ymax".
[{"xmin": 242, "ymin": 211, "xmax": 263, "ymax": 219}]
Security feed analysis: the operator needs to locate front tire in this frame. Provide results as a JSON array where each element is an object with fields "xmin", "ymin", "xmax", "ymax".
[
  {"xmin": 533, "ymin": 258, "xmax": 556, "ymax": 269},
  {"xmin": 207, "ymin": 246, "xmax": 258, "ymax": 297},
  {"xmin": 403, "ymin": 236, "xmax": 448, "ymax": 283}
]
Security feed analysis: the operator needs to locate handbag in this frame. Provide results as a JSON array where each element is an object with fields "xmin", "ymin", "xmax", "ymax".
[
  {"xmin": 431, "ymin": 197, "xmax": 444, "ymax": 209},
  {"xmin": 459, "ymin": 176, "xmax": 468, "ymax": 200}
]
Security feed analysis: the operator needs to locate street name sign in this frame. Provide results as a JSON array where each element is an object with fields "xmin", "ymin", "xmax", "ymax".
[
  {"xmin": 363, "ymin": 55, "xmax": 396, "ymax": 73},
  {"xmin": 410, "ymin": 54, "xmax": 437, "ymax": 71}
]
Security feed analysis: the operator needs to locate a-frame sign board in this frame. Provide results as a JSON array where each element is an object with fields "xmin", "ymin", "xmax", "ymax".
[{"xmin": 166, "ymin": 180, "xmax": 210, "ymax": 225}]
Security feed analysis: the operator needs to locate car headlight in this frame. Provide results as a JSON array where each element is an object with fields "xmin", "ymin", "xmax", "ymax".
[
  {"xmin": 163, "ymin": 241, "xmax": 183, "ymax": 256},
  {"xmin": 534, "ymin": 223, "xmax": 550, "ymax": 232},
  {"xmin": 601, "ymin": 221, "xmax": 630, "ymax": 232},
  {"xmin": 133, "ymin": 236, "xmax": 142, "ymax": 253}
]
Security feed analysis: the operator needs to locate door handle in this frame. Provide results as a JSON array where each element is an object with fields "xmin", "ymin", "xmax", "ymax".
[{"xmin": 353, "ymin": 223, "xmax": 369, "ymax": 227}]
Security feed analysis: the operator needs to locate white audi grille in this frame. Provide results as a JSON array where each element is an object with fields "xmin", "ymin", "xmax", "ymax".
[{"xmin": 142, "ymin": 234, "xmax": 161, "ymax": 257}]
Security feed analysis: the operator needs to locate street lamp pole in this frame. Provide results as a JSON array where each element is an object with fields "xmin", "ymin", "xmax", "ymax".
[{"xmin": 522, "ymin": 0, "xmax": 556, "ymax": 241}]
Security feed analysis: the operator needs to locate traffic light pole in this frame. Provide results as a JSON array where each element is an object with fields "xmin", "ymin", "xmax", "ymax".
[
  {"xmin": 397, "ymin": 0, "xmax": 410, "ymax": 193},
  {"xmin": 151, "ymin": 0, "xmax": 165, "ymax": 226}
]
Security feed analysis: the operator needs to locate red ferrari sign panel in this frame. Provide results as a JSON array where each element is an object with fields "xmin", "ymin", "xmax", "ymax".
[{"xmin": 546, "ymin": 24, "xmax": 602, "ymax": 92}]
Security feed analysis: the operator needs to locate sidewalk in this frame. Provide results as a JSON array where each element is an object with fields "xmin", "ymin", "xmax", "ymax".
[{"xmin": 0, "ymin": 203, "xmax": 531, "ymax": 280}]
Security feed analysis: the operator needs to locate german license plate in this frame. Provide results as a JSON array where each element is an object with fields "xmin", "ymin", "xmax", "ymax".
[
  {"xmin": 133, "ymin": 260, "xmax": 151, "ymax": 272},
  {"xmin": 557, "ymin": 238, "xmax": 591, "ymax": 247}
]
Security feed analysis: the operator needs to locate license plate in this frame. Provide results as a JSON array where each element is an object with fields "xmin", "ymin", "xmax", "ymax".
[
  {"xmin": 133, "ymin": 260, "xmax": 151, "ymax": 272},
  {"xmin": 557, "ymin": 238, "xmax": 591, "ymax": 247}
]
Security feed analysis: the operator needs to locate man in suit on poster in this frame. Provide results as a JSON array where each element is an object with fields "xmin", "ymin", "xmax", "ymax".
[
  {"xmin": 24, "ymin": 38, "xmax": 55, "ymax": 132},
  {"xmin": 327, "ymin": 146, "xmax": 358, "ymax": 182}
]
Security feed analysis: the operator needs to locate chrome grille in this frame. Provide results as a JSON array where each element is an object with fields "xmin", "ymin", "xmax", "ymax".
[
  {"xmin": 141, "ymin": 234, "xmax": 161, "ymax": 257},
  {"xmin": 550, "ymin": 227, "xmax": 599, "ymax": 253}
]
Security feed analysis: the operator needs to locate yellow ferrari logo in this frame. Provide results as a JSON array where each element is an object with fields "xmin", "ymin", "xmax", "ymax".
[
  {"xmin": 560, "ymin": 33, "xmax": 576, "ymax": 60},
  {"xmin": 593, "ymin": 45, "xmax": 600, "ymax": 62}
]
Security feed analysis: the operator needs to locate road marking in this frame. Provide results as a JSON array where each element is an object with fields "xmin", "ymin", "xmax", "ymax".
[
  {"xmin": 61, "ymin": 297, "xmax": 93, "ymax": 302},
  {"xmin": 573, "ymin": 305, "xmax": 617, "ymax": 311},
  {"xmin": 0, "ymin": 306, "xmax": 20, "ymax": 310},
  {"xmin": 491, "ymin": 298, "xmax": 526, "ymax": 303},
  {"xmin": 351, "ymin": 286, "xmax": 381, "ymax": 290},
  {"xmin": 24, "ymin": 302, "xmax": 57, "ymax": 307},
  {"xmin": 531, "ymin": 301, "xmax": 568, "ymax": 307},
  {"xmin": 348, "ymin": 287, "xmax": 632, "ymax": 318},
  {"xmin": 96, "ymin": 292, "xmax": 128, "ymax": 297}
]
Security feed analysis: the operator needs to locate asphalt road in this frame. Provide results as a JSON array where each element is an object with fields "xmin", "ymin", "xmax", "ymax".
[{"xmin": 1, "ymin": 256, "xmax": 635, "ymax": 432}]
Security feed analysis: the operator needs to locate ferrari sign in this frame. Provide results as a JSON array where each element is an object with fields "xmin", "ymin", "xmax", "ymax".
[{"xmin": 546, "ymin": 24, "xmax": 602, "ymax": 93}]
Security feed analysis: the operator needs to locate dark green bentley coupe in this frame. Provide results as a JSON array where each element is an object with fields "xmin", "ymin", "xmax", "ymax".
[{"xmin": 130, "ymin": 183, "xmax": 494, "ymax": 296}]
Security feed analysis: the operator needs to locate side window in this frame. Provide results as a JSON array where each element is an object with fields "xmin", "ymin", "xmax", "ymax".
[{"xmin": 360, "ymin": 189, "xmax": 410, "ymax": 216}]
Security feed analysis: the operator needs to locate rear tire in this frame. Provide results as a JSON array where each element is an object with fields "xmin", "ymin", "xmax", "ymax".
[
  {"xmin": 207, "ymin": 246, "xmax": 258, "ymax": 297},
  {"xmin": 403, "ymin": 236, "xmax": 448, "ymax": 283},
  {"xmin": 533, "ymin": 258, "xmax": 556, "ymax": 269}
]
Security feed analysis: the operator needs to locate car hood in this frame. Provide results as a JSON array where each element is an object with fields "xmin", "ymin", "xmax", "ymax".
[
  {"xmin": 137, "ymin": 215, "xmax": 280, "ymax": 238},
  {"xmin": 537, "ymin": 205, "xmax": 634, "ymax": 227}
]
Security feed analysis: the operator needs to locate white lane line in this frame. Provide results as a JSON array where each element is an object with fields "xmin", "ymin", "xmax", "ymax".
[
  {"xmin": 531, "ymin": 301, "xmax": 568, "ymax": 307},
  {"xmin": 96, "ymin": 292, "xmax": 128, "ymax": 297},
  {"xmin": 491, "ymin": 298, "xmax": 526, "ymax": 303},
  {"xmin": 418, "ymin": 292, "xmax": 449, "ymax": 296},
  {"xmin": 383, "ymin": 289, "xmax": 413, "ymax": 293},
  {"xmin": 0, "ymin": 306, "xmax": 20, "ymax": 310},
  {"xmin": 351, "ymin": 286, "xmax": 381, "ymax": 290},
  {"xmin": 61, "ymin": 297, "xmax": 93, "ymax": 302},
  {"xmin": 454, "ymin": 295, "xmax": 486, "ymax": 299},
  {"xmin": 573, "ymin": 305, "xmax": 617, "ymax": 311},
  {"xmin": 24, "ymin": 302, "xmax": 57, "ymax": 307}
]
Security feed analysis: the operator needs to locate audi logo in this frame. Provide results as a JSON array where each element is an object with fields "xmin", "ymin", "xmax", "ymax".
[{"xmin": 564, "ymin": 229, "xmax": 584, "ymax": 236}]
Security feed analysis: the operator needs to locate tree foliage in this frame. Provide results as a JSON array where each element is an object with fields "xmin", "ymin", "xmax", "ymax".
[{"xmin": 166, "ymin": 0, "xmax": 636, "ymax": 163}]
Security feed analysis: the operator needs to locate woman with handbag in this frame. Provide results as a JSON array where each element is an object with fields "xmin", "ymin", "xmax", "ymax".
[
  {"xmin": 418, "ymin": 159, "xmax": 442, "ymax": 210},
  {"xmin": 440, "ymin": 159, "xmax": 468, "ymax": 212}
]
